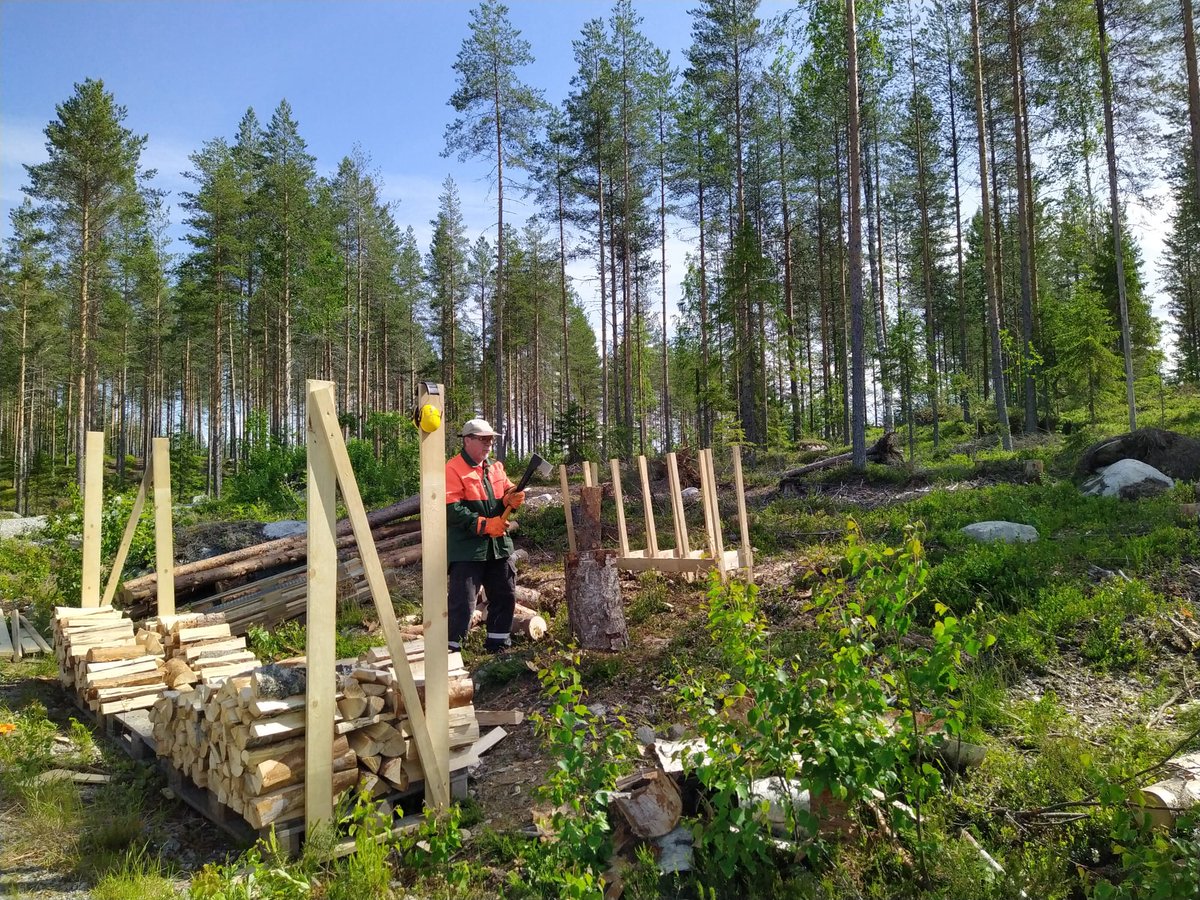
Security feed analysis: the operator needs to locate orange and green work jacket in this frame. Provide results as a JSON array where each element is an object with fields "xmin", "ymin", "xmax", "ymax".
[{"xmin": 445, "ymin": 449, "xmax": 516, "ymax": 563}]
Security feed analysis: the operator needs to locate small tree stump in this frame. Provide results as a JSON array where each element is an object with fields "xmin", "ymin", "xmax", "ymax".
[
  {"xmin": 575, "ymin": 485, "xmax": 602, "ymax": 551},
  {"xmin": 566, "ymin": 550, "xmax": 628, "ymax": 651}
]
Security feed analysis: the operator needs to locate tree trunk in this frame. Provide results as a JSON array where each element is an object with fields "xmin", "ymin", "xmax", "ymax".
[
  {"xmin": 1096, "ymin": 0, "xmax": 1138, "ymax": 431},
  {"xmin": 847, "ymin": 0, "xmax": 867, "ymax": 470},
  {"xmin": 1185, "ymin": 0, "xmax": 1200, "ymax": 213},
  {"xmin": 971, "ymin": 0, "xmax": 1013, "ymax": 450},
  {"xmin": 1008, "ymin": 0, "xmax": 1039, "ymax": 433}
]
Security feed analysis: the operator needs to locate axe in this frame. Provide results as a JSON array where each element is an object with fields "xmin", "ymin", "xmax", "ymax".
[{"xmin": 500, "ymin": 452, "xmax": 553, "ymax": 525}]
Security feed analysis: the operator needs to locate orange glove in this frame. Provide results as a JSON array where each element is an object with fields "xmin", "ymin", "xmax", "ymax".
[
  {"xmin": 478, "ymin": 516, "xmax": 508, "ymax": 538},
  {"xmin": 502, "ymin": 489, "xmax": 526, "ymax": 511}
]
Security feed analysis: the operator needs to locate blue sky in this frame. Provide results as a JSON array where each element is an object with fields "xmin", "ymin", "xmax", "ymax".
[{"xmin": 2, "ymin": 0, "xmax": 782, "ymax": 332}]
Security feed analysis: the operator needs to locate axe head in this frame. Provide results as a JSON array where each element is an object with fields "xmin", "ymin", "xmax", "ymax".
[{"xmin": 515, "ymin": 452, "xmax": 553, "ymax": 492}]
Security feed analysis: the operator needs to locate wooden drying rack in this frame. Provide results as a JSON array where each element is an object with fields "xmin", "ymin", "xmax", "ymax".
[{"xmin": 561, "ymin": 446, "xmax": 753, "ymax": 582}]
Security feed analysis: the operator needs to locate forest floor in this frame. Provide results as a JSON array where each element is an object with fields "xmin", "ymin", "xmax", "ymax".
[{"xmin": 3, "ymin": 428, "xmax": 1200, "ymax": 898}]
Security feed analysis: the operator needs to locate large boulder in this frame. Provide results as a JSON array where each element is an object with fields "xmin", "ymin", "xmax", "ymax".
[
  {"xmin": 1081, "ymin": 458, "xmax": 1174, "ymax": 500},
  {"xmin": 961, "ymin": 521, "xmax": 1039, "ymax": 543},
  {"xmin": 1076, "ymin": 428, "xmax": 1200, "ymax": 481}
]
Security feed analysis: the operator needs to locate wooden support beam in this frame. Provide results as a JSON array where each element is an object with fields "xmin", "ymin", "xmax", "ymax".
[
  {"xmin": 102, "ymin": 466, "xmax": 152, "ymax": 608},
  {"xmin": 11, "ymin": 606, "xmax": 22, "ymax": 662},
  {"xmin": 732, "ymin": 445, "xmax": 753, "ymax": 580},
  {"xmin": 610, "ymin": 460, "xmax": 630, "ymax": 558},
  {"xmin": 697, "ymin": 449, "xmax": 718, "ymax": 561},
  {"xmin": 560, "ymin": 465, "xmax": 576, "ymax": 554},
  {"xmin": 305, "ymin": 380, "xmax": 338, "ymax": 831},
  {"xmin": 702, "ymin": 449, "xmax": 727, "ymax": 581},
  {"xmin": 0, "ymin": 612, "xmax": 12, "ymax": 660},
  {"xmin": 591, "ymin": 462, "xmax": 600, "ymax": 487},
  {"xmin": 308, "ymin": 384, "xmax": 449, "ymax": 807},
  {"xmin": 638, "ymin": 456, "xmax": 658, "ymax": 558},
  {"xmin": 152, "ymin": 437, "xmax": 175, "ymax": 617},
  {"xmin": 665, "ymin": 453, "xmax": 689, "ymax": 560},
  {"xmin": 582, "ymin": 462, "xmax": 593, "ymax": 488},
  {"xmin": 82, "ymin": 431, "xmax": 104, "ymax": 608},
  {"xmin": 417, "ymin": 382, "xmax": 449, "ymax": 808}
]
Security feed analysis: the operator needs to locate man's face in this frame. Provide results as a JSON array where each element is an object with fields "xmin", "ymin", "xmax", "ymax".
[{"xmin": 466, "ymin": 434, "xmax": 494, "ymax": 458}]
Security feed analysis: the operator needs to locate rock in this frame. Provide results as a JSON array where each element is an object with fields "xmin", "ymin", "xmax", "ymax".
[
  {"xmin": 961, "ymin": 521, "xmax": 1039, "ymax": 543},
  {"xmin": 262, "ymin": 519, "xmax": 307, "ymax": 539},
  {"xmin": 524, "ymin": 493, "xmax": 558, "ymax": 510},
  {"xmin": 1081, "ymin": 458, "xmax": 1174, "ymax": 500},
  {"xmin": 667, "ymin": 723, "xmax": 687, "ymax": 740},
  {"xmin": 0, "ymin": 515, "xmax": 47, "ymax": 540},
  {"xmin": 681, "ymin": 487, "xmax": 702, "ymax": 505},
  {"xmin": 587, "ymin": 703, "xmax": 608, "ymax": 719},
  {"xmin": 635, "ymin": 725, "xmax": 656, "ymax": 746}
]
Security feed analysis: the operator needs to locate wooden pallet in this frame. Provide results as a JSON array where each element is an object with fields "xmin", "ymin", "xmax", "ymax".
[{"xmin": 72, "ymin": 693, "xmax": 158, "ymax": 763}]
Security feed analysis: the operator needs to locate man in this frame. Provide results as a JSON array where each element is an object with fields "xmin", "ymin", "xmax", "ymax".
[{"xmin": 445, "ymin": 417, "xmax": 525, "ymax": 652}]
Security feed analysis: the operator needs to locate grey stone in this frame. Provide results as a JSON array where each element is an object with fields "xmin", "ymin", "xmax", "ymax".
[
  {"xmin": 960, "ymin": 521, "xmax": 1039, "ymax": 543},
  {"xmin": 262, "ymin": 519, "xmax": 307, "ymax": 539},
  {"xmin": 587, "ymin": 703, "xmax": 608, "ymax": 719},
  {"xmin": 635, "ymin": 725, "xmax": 656, "ymax": 746},
  {"xmin": 681, "ymin": 487, "xmax": 702, "ymax": 505},
  {"xmin": 667, "ymin": 723, "xmax": 687, "ymax": 740},
  {"xmin": 1081, "ymin": 458, "xmax": 1174, "ymax": 500},
  {"xmin": 0, "ymin": 515, "xmax": 47, "ymax": 539},
  {"xmin": 524, "ymin": 492, "xmax": 558, "ymax": 510}
]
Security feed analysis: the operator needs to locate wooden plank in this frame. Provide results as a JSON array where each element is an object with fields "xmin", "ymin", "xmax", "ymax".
[
  {"xmin": 308, "ymin": 383, "xmax": 450, "ymax": 807},
  {"xmin": 102, "ymin": 466, "xmax": 152, "ymax": 608},
  {"xmin": 616, "ymin": 554, "xmax": 713, "ymax": 574},
  {"xmin": 703, "ymin": 449, "xmax": 727, "ymax": 581},
  {"xmin": 417, "ymin": 382, "xmax": 449, "ymax": 809},
  {"xmin": 476, "ymin": 709, "xmax": 524, "ymax": 726},
  {"xmin": 20, "ymin": 614, "xmax": 52, "ymax": 655},
  {"xmin": 637, "ymin": 456, "xmax": 659, "ymax": 558},
  {"xmin": 731, "ymin": 444, "xmax": 753, "ymax": 579},
  {"xmin": 82, "ymin": 431, "xmax": 104, "ymax": 607},
  {"xmin": 697, "ymin": 448, "xmax": 718, "ymax": 561},
  {"xmin": 10, "ymin": 609, "xmax": 21, "ymax": 661},
  {"xmin": 305, "ymin": 380, "xmax": 339, "ymax": 831},
  {"xmin": 560, "ymin": 465, "xmax": 576, "ymax": 554},
  {"xmin": 0, "ymin": 612, "xmax": 13, "ymax": 660},
  {"xmin": 152, "ymin": 437, "xmax": 175, "ymax": 617},
  {"xmin": 610, "ymin": 459, "xmax": 630, "ymax": 558},
  {"xmin": 582, "ymin": 461, "xmax": 593, "ymax": 488},
  {"xmin": 665, "ymin": 452, "xmax": 691, "ymax": 564}
]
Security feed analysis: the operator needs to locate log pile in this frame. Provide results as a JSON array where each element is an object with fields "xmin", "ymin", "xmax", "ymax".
[
  {"xmin": 53, "ymin": 606, "xmax": 167, "ymax": 714},
  {"xmin": 120, "ymin": 495, "xmax": 423, "ymax": 617},
  {"xmin": 146, "ymin": 639, "xmax": 482, "ymax": 832}
]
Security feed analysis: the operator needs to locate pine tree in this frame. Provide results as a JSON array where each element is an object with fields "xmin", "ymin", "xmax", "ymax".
[
  {"xmin": 444, "ymin": 0, "xmax": 545, "ymax": 460},
  {"xmin": 24, "ymin": 78, "xmax": 149, "ymax": 480}
]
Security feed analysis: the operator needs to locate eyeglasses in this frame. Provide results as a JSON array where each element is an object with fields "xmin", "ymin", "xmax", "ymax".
[{"xmin": 468, "ymin": 435, "xmax": 494, "ymax": 443}]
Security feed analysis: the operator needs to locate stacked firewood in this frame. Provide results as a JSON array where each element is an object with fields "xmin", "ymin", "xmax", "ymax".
[
  {"xmin": 148, "ymin": 639, "xmax": 482, "ymax": 831},
  {"xmin": 53, "ymin": 606, "xmax": 166, "ymax": 714},
  {"xmin": 152, "ymin": 612, "xmax": 260, "ymax": 687}
]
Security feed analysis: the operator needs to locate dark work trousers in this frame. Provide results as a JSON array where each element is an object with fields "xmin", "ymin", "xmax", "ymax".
[{"xmin": 447, "ymin": 558, "xmax": 516, "ymax": 651}]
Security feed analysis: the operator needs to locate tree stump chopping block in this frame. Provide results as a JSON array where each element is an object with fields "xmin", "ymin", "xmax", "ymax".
[{"xmin": 565, "ymin": 550, "xmax": 627, "ymax": 651}]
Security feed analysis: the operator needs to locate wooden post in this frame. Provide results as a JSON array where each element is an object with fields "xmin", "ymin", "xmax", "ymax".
[
  {"xmin": 702, "ymin": 448, "xmax": 727, "ymax": 580},
  {"xmin": 560, "ymin": 464, "xmax": 577, "ymax": 554},
  {"xmin": 308, "ymin": 384, "xmax": 449, "ymax": 807},
  {"xmin": 101, "ymin": 466, "xmax": 153, "ymax": 608},
  {"xmin": 592, "ymin": 462, "xmax": 601, "ymax": 487},
  {"xmin": 305, "ymin": 380, "xmax": 338, "ymax": 832},
  {"xmin": 152, "ymin": 437, "xmax": 175, "ymax": 617},
  {"xmin": 732, "ymin": 444, "xmax": 754, "ymax": 581},
  {"xmin": 637, "ymin": 456, "xmax": 658, "ymax": 558},
  {"xmin": 417, "ymin": 383, "xmax": 449, "ymax": 809},
  {"xmin": 81, "ymin": 431, "xmax": 104, "ymax": 608},
  {"xmin": 583, "ymin": 462, "xmax": 594, "ymax": 488},
  {"xmin": 697, "ymin": 449, "xmax": 718, "ymax": 560},
  {"xmin": 666, "ymin": 452, "xmax": 690, "ymax": 560},
  {"xmin": 610, "ymin": 459, "xmax": 630, "ymax": 558}
]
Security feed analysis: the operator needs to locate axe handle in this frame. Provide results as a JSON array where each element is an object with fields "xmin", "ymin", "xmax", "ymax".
[{"xmin": 499, "ymin": 456, "xmax": 542, "ymax": 524}]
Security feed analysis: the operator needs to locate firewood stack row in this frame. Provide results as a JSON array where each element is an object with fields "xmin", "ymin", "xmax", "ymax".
[
  {"xmin": 147, "ymin": 639, "xmax": 482, "ymax": 832},
  {"xmin": 152, "ymin": 612, "xmax": 261, "ymax": 688},
  {"xmin": 53, "ymin": 606, "xmax": 167, "ymax": 714}
]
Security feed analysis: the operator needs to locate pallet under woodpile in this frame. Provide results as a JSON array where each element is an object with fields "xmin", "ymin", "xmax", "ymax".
[{"xmin": 52, "ymin": 605, "xmax": 486, "ymax": 853}]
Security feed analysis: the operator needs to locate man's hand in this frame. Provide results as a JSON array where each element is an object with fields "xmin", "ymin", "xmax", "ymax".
[
  {"xmin": 502, "ymin": 489, "xmax": 526, "ymax": 511},
  {"xmin": 479, "ymin": 516, "xmax": 508, "ymax": 538}
]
